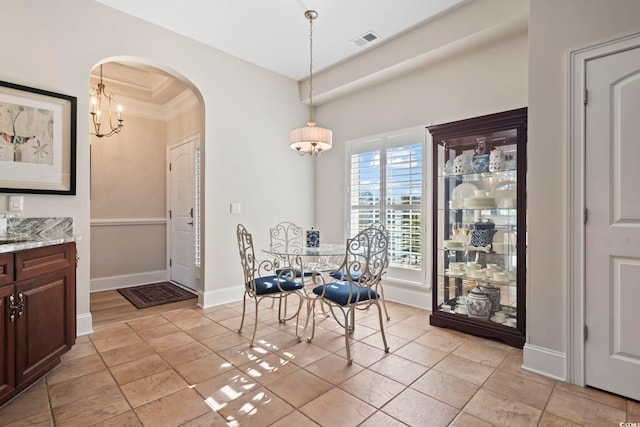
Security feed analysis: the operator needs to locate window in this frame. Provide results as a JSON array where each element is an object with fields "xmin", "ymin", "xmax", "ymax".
[{"xmin": 348, "ymin": 128, "xmax": 425, "ymax": 283}]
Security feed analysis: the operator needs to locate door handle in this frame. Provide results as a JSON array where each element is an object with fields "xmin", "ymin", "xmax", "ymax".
[{"xmin": 187, "ymin": 222, "xmax": 194, "ymax": 226}]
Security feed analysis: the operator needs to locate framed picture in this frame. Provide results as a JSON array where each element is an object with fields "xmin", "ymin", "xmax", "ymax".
[{"xmin": 0, "ymin": 80, "xmax": 76, "ymax": 195}]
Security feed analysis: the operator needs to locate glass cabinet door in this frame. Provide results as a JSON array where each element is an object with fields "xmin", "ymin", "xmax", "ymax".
[{"xmin": 428, "ymin": 108, "xmax": 526, "ymax": 347}]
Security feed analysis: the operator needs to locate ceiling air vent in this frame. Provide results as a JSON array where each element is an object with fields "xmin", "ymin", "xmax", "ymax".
[{"xmin": 352, "ymin": 31, "xmax": 380, "ymax": 47}]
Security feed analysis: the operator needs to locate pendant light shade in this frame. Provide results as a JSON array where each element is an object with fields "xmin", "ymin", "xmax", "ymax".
[{"xmin": 290, "ymin": 10, "xmax": 332, "ymax": 157}]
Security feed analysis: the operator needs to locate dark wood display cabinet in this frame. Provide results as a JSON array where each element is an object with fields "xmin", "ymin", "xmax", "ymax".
[
  {"xmin": 427, "ymin": 108, "xmax": 527, "ymax": 347},
  {"xmin": 0, "ymin": 242, "xmax": 76, "ymax": 406}
]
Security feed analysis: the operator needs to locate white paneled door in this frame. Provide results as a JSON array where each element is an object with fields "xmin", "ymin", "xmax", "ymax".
[
  {"xmin": 585, "ymin": 45, "xmax": 640, "ymax": 400},
  {"xmin": 169, "ymin": 139, "xmax": 196, "ymax": 291}
]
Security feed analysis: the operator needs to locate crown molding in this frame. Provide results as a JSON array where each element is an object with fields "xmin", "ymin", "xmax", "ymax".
[{"xmin": 115, "ymin": 89, "xmax": 198, "ymax": 121}]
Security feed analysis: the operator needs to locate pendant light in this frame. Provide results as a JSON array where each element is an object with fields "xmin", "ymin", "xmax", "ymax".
[{"xmin": 290, "ymin": 10, "xmax": 332, "ymax": 156}]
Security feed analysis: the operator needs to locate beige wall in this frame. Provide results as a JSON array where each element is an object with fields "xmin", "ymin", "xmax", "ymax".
[
  {"xmin": 527, "ymin": 0, "xmax": 640, "ymax": 361},
  {"xmin": 1, "ymin": 0, "xmax": 314, "ymax": 334}
]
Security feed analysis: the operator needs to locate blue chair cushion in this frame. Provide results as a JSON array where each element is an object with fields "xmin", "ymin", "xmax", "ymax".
[
  {"xmin": 276, "ymin": 268, "xmax": 314, "ymax": 278},
  {"xmin": 254, "ymin": 275, "xmax": 303, "ymax": 295},
  {"xmin": 312, "ymin": 281, "xmax": 379, "ymax": 306},
  {"xmin": 329, "ymin": 269, "xmax": 362, "ymax": 281}
]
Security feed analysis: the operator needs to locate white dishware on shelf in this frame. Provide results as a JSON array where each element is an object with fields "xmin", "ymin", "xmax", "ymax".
[{"xmin": 451, "ymin": 183, "xmax": 478, "ymax": 205}]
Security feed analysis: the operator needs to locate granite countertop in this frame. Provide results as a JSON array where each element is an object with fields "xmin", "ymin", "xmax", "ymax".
[{"xmin": 0, "ymin": 235, "xmax": 79, "ymax": 254}]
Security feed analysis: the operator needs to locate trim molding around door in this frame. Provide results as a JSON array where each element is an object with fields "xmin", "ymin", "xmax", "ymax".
[{"xmin": 567, "ymin": 29, "xmax": 640, "ymax": 387}]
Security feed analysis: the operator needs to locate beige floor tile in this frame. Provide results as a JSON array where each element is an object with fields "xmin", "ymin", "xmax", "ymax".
[
  {"xmin": 201, "ymin": 330, "xmax": 250, "ymax": 352},
  {"xmin": 99, "ymin": 342, "xmax": 156, "ymax": 368},
  {"xmin": 172, "ymin": 314, "xmax": 216, "ymax": 331},
  {"xmin": 134, "ymin": 388, "xmax": 211, "ymax": 427},
  {"xmin": 203, "ymin": 307, "xmax": 245, "ymax": 322},
  {"xmin": 414, "ymin": 329, "xmax": 466, "ymax": 353},
  {"xmin": 269, "ymin": 410, "xmax": 319, "ymax": 427},
  {"xmin": 497, "ymin": 352, "xmax": 558, "ymax": 387},
  {"xmin": 382, "ymin": 387, "xmax": 458, "ymax": 427},
  {"xmin": 279, "ymin": 341, "xmax": 332, "ymax": 367},
  {"xmin": 120, "ymin": 369, "xmax": 188, "ymax": 408},
  {"xmin": 238, "ymin": 321, "xmax": 281, "ymax": 341},
  {"xmin": 396, "ymin": 313, "xmax": 432, "ymax": 331},
  {"xmin": 181, "ymin": 411, "xmax": 229, "ymax": 427},
  {"xmin": 266, "ymin": 368, "xmax": 333, "ymax": 408},
  {"xmin": 393, "ymin": 341, "xmax": 448, "ymax": 367},
  {"xmin": 335, "ymin": 340, "xmax": 389, "ymax": 367},
  {"xmin": 384, "ymin": 322, "xmax": 428, "ymax": 341},
  {"xmin": 52, "ymin": 387, "xmax": 130, "ymax": 425},
  {"xmin": 158, "ymin": 341, "xmax": 213, "ymax": 367},
  {"xmin": 410, "ymin": 369, "xmax": 479, "ymax": 409},
  {"xmin": 216, "ymin": 386, "xmax": 294, "ymax": 427},
  {"xmin": 183, "ymin": 322, "xmax": 230, "ymax": 341},
  {"xmin": 449, "ymin": 412, "xmax": 493, "ymax": 427},
  {"xmin": 61, "ymin": 340, "xmax": 97, "ymax": 362},
  {"xmin": 45, "ymin": 353, "xmax": 106, "ymax": 386},
  {"xmin": 91, "ymin": 322, "xmax": 134, "ymax": 341},
  {"xmin": 433, "ymin": 354, "xmax": 494, "ymax": 386},
  {"xmin": 464, "ymin": 389, "xmax": 542, "ymax": 427},
  {"xmin": 48, "ymin": 370, "xmax": 117, "ymax": 407},
  {"xmin": 359, "ymin": 410, "xmax": 407, "ymax": 427},
  {"xmin": 3, "ymin": 410, "xmax": 53, "ymax": 427},
  {"xmin": 538, "ymin": 411, "xmax": 582, "ymax": 426},
  {"xmin": 162, "ymin": 307, "xmax": 203, "ymax": 322},
  {"xmin": 300, "ymin": 388, "xmax": 375, "ymax": 427},
  {"xmin": 304, "ymin": 354, "xmax": 365, "ymax": 385},
  {"xmin": 361, "ymin": 330, "xmax": 409, "ymax": 351},
  {"xmin": 92, "ymin": 331, "xmax": 144, "ymax": 353},
  {"xmin": 546, "ymin": 388, "xmax": 626, "ymax": 427},
  {"xmin": 146, "ymin": 331, "xmax": 196, "ymax": 353},
  {"xmin": 555, "ymin": 382, "xmax": 627, "ymax": 411},
  {"xmin": 134, "ymin": 323, "xmax": 181, "ymax": 341},
  {"xmin": 241, "ymin": 352, "xmax": 301, "ymax": 385},
  {"xmin": 255, "ymin": 330, "xmax": 302, "ymax": 352},
  {"xmin": 93, "ymin": 410, "xmax": 142, "ymax": 427},
  {"xmin": 194, "ymin": 368, "xmax": 260, "ymax": 410},
  {"xmin": 174, "ymin": 353, "xmax": 234, "ymax": 384},
  {"xmin": 125, "ymin": 314, "xmax": 170, "ymax": 332},
  {"xmin": 305, "ymin": 329, "xmax": 346, "ymax": 353},
  {"xmin": 0, "ymin": 378, "xmax": 50, "ymax": 424},
  {"xmin": 217, "ymin": 342, "xmax": 273, "ymax": 367},
  {"xmin": 339, "ymin": 368, "xmax": 406, "ymax": 408},
  {"xmin": 452, "ymin": 340, "xmax": 510, "ymax": 368},
  {"xmin": 110, "ymin": 354, "xmax": 170, "ymax": 385},
  {"xmin": 369, "ymin": 354, "xmax": 429, "ymax": 386},
  {"xmin": 483, "ymin": 369, "xmax": 553, "ymax": 410}
]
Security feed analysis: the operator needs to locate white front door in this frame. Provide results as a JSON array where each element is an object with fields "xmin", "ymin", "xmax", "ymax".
[
  {"xmin": 169, "ymin": 139, "xmax": 196, "ymax": 290},
  {"xmin": 585, "ymin": 45, "xmax": 640, "ymax": 400}
]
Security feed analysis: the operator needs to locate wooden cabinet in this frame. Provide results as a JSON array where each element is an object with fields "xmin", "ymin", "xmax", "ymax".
[
  {"xmin": 0, "ymin": 242, "xmax": 76, "ymax": 406},
  {"xmin": 427, "ymin": 108, "xmax": 527, "ymax": 347}
]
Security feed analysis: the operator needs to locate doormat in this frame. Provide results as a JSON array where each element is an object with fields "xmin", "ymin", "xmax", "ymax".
[{"xmin": 117, "ymin": 282, "xmax": 197, "ymax": 309}]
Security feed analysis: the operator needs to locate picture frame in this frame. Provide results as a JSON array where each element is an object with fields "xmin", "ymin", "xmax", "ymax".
[{"xmin": 0, "ymin": 80, "xmax": 76, "ymax": 195}]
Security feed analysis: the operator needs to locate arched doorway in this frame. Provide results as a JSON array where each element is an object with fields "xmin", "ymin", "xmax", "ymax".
[{"xmin": 88, "ymin": 60, "xmax": 204, "ymax": 325}]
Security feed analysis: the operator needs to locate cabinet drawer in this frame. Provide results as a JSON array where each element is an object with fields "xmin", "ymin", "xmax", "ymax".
[
  {"xmin": 15, "ymin": 243, "xmax": 73, "ymax": 282},
  {"xmin": 0, "ymin": 254, "xmax": 13, "ymax": 286}
]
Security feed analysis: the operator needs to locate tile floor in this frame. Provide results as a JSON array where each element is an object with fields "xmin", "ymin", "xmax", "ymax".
[{"xmin": 1, "ymin": 300, "xmax": 639, "ymax": 426}]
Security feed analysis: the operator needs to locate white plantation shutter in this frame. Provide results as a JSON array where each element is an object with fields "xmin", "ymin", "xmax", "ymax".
[{"xmin": 347, "ymin": 128, "xmax": 425, "ymax": 284}]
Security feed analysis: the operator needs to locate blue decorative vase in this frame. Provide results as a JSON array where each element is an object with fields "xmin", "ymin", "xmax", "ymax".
[
  {"xmin": 466, "ymin": 286, "xmax": 491, "ymax": 319},
  {"xmin": 306, "ymin": 229, "xmax": 320, "ymax": 248}
]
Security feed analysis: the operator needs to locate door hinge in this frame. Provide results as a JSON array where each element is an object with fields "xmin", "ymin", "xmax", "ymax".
[
  {"xmin": 584, "ymin": 325, "xmax": 588, "ymax": 341},
  {"xmin": 584, "ymin": 88, "xmax": 589, "ymax": 105},
  {"xmin": 169, "ymin": 210, "xmax": 172, "ymax": 219},
  {"xmin": 169, "ymin": 162, "xmax": 172, "ymax": 171},
  {"xmin": 584, "ymin": 208, "xmax": 588, "ymax": 224},
  {"xmin": 170, "ymin": 259, "xmax": 172, "ymax": 267}
]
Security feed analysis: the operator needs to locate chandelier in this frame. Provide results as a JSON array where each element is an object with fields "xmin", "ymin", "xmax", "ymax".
[
  {"xmin": 90, "ymin": 64, "xmax": 124, "ymax": 138},
  {"xmin": 290, "ymin": 10, "xmax": 332, "ymax": 156}
]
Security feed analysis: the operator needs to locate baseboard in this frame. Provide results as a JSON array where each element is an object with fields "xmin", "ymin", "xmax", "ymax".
[
  {"xmin": 90, "ymin": 270, "xmax": 168, "ymax": 292},
  {"xmin": 381, "ymin": 280, "xmax": 431, "ymax": 309},
  {"xmin": 77, "ymin": 312, "xmax": 93, "ymax": 336},
  {"xmin": 201, "ymin": 285, "xmax": 244, "ymax": 309},
  {"xmin": 522, "ymin": 343, "xmax": 567, "ymax": 381}
]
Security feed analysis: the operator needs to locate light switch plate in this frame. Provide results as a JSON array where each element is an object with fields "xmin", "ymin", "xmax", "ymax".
[
  {"xmin": 9, "ymin": 195, "xmax": 23, "ymax": 212},
  {"xmin": 230, "ymin": 202, "xmax": 241, "ymax": 214}
]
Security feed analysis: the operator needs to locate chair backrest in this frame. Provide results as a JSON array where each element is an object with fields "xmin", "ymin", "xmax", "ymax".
[
  {"xmin": 269, "ymin": 221, "xmax": 304, "ymax": 255},
  {"xmin": 343, "ymin": 225, "xmax": 389, "ymax": 287},
  {"xmin": 237, "ymin": 224, "xmax": 256, "ymax": 286}
]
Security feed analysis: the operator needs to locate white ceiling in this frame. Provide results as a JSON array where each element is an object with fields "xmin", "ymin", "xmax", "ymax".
[{"xmin": 95, "ymin": 0, "xmax": 471, "ymax": 81}]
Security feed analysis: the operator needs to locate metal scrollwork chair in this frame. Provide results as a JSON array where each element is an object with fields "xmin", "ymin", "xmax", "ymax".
[
  {"xmin": 269, "ymin": 221, "xmax": 313, "ymax": 279},
  {"xmin": 328, "ymin": 222, "xmax": 390, "ymax": 320},
  {"xmin": 236, "ymin": 224, "xmax": 304, "ymax": 347},
  {"xmin": 311, "ymin": 225, "xmax": 390, "ymax": 364}
]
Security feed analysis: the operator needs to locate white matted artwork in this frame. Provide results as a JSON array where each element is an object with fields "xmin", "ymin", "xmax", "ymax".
[{"xmin": 0, "ymin": 80, "xmax": 76, "ymax": 194}]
